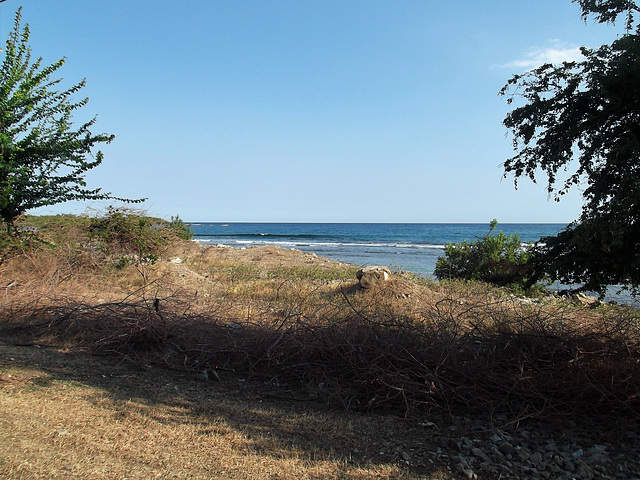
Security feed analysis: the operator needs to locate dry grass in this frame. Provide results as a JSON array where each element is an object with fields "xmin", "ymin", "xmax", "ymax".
[
  {"xmin": 1, "ymin": 217, "xmax": 640, "ymax": 479},
  {"xmin": 2, "ymin": 230, "xmax": 639, "ymax": 422},
  {"xmin": 1, "ymin": 343, "xmax": 441, "ymax": 480}
]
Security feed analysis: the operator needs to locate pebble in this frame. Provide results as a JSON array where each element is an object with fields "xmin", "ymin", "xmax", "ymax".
[
  {"xmin": 471, "ymin": 447, "xmax": 486, "ymax": 459},
  {"xmin": 530, "ymin": 451, "xmax": 543, "ymax": 464},
  {"xmin": 462, "ymin": 468, "xmax": 477, "ymax": 479},
  {"xmin": 563, "ymin": 460, "xmax": 576, "ymax": 472},
  {"xmin": 499, "ymin": 441, "xmax": 517, "ymax": 456}
]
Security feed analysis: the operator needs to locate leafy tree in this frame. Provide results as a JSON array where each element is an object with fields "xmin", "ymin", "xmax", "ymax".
[
  {"xmin": 500, "ymin": 0, "xmax": 640, "ymax": 296},
  {"xmin": 434, "ymin": 220, "xmax": 535, "ymax": 289},
  {"xmin": 0, "ymin": 8, "xmax": 142, "ymax": 233}
]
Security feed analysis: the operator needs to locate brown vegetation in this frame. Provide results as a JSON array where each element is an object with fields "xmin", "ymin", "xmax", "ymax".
[{"xmin": 1, "ymin": 215, "xmax": 639, "ymax": 479}]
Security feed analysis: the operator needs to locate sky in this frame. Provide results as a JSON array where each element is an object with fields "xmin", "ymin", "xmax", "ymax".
[{"xmin": 0, "ymin": 1, "xmax": 623, "ymax": 223}]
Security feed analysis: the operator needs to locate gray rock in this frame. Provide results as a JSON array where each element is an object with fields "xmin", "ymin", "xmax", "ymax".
[
  {"xmin": 499, "ymin": 442, "xmax": 517, "ymax": 457},
  {"xmin": 563, "ymin": 460, "xmax": 576, "ymax": 473},
  {"xmin": 530, "ymin": 451, "xmax": 544, "ymax": 465},
  {"xmin": 461, "ymin": 437, "xmax": 474, "ymax": 449},
  {"xmin": 462, "ymin": 468, "xmax": 477, "ymax": 479},
  {"xmin": 575, "ymin": 465, "xmax": 592, "ymax": 479},
  {"xmin": 471, "ymin": 447, "xmax": 488, "ymax": 460},
  {"xmin": 573, "ymin": 292, "xmax": 599, "ymax": 306},
  {"xmin": 227, "ymin": 321, "xmax": 243, "ymax": 332}
]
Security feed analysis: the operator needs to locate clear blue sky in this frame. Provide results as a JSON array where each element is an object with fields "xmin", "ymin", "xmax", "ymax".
[{"xmin": 0, "ymin": 1, "xmax": 622, "ymax": 222}]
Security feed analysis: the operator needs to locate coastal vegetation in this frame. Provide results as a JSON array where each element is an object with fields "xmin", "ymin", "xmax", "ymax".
[
  {"xmin": 1, "ymin": 213, "xmax": 639, "ymax": 478},
  {"xmin": 434, "ymin": 0, "xmax": 640, "ymax": 299}
]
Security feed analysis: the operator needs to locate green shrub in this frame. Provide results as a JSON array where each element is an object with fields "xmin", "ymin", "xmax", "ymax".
[
  {"xmin": 169, "ymin": 215, "xmax": 193, "ymax": 240},
  {"xmin": 88, "ymin": 207, "xmax": 166, "ymax": 265},
  {"xmin": 434, "ymin": 220, "xmax": 536, "ymax": 289},
  {"xmin": 0, "ymin": 229, "xmax": 21, "ymax": 264}
]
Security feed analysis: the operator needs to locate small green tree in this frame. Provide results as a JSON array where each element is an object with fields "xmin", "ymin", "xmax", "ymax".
[
  {"xmin": 0, "ymin": 8, "xmax": 142, "ymax": 233},
  {"xmin": 434, "ymin": 220, "xmax": 536, "ymax": 288}
]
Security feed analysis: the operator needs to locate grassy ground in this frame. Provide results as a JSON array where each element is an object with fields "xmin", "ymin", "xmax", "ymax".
[
  {"xmin": 1, "ymin": 342, "xmax": 452, "ymax": 480},
  {"xmin": 1, "ymin": 213, "xmax": 639, "ymax": 479}
]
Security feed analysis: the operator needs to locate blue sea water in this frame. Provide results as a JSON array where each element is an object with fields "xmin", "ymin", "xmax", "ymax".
[{"xmin": 189, "ymin": 223, "xmax": 565, "ymax": 278}]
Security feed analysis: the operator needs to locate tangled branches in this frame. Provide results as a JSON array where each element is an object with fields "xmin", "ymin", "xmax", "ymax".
[{"xmin": 2, "ymin": 287, "xmax": 639, "ymax": 426}]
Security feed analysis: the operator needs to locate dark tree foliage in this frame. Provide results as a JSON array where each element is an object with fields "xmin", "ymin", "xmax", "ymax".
[
  {"xmin": 574, "ymin": 0, "xmax": 640, "ymax": 29},
  {"xmin": 0, "ymin": 8, "xmax": 142, "ymax": 231},
  {"xmin": 501, "ymin": 0, "xmax": 640, "ymax": 296}
]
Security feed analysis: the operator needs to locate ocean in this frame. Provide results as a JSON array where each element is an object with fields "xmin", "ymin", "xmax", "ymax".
[{"xmin": 188, "ymin": 223, "xmax": 564, "ymax": 278}]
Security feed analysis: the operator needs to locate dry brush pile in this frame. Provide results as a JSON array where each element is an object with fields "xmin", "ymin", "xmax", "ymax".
[{"xmin": 1, "ymin": 219, "xmax": 640, "ymax": 428}]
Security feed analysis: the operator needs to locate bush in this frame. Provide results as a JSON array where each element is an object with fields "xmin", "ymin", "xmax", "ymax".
[
  {"xmin": 88, "ymin": 207, "xmax": 161, "ymax": 265},
  {"xmin": 87, "ymin": 208, "xmax": 192, "ymax": 266},
  {"xmin": 434, "ymin": 219, "xmax": 536, "ymax": 289},
  {"xmin": 169, "ymin": 215, "xmax": 193, "ymax": 240},
  {"xmin": 0, "ymin": 229, "xmax": 24, "ymax": 264},
  {"xmin": 0, "ymin": 210, "xmax": 191, "ymax": 268}
]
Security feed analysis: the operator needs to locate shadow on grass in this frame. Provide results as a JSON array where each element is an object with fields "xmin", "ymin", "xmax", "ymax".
[{"xmin": 0, "ymin": 337, "xmax": 454, "ymax": 479}]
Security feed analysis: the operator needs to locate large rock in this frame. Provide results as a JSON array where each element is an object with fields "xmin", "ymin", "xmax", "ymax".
[
  {"xmin": 356, "ymin": 266, "xmax": 391, "ymax": 288},
  {"xmin": 572, "ymin": 292, "xmax": 599, "ymax": 306}
]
